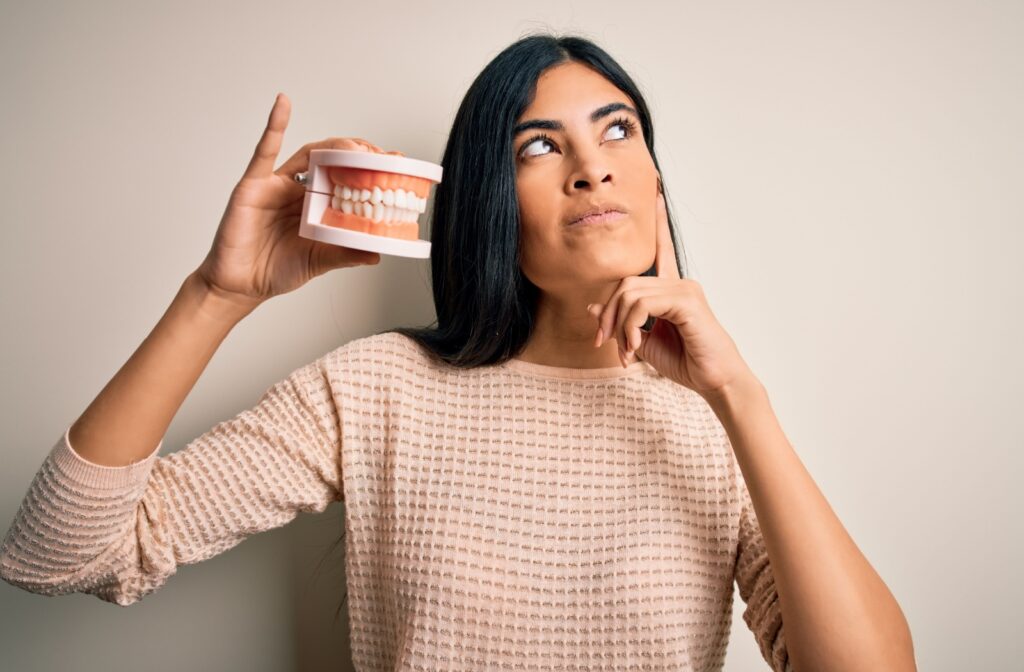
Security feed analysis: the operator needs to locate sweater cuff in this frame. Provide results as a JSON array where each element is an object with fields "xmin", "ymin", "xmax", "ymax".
[{"xmin": 50, "ymin": 426, "xmax": 162, "ymax": 491}]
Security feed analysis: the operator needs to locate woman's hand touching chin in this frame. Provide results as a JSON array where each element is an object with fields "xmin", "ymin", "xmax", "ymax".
[{"xmin": 586, "ymin": 193, "xmax": 758, "ymax": 402}]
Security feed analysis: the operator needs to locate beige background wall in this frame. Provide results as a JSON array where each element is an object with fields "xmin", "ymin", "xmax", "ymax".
[{"xmin": 1, "ymin": 1, "xmax": 1019, "ymax": 670}]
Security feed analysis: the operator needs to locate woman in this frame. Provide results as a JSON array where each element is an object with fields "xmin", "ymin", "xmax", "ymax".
[{"xmin": 0, "ymin": 33, "xmax": 914, "ymax": 671}]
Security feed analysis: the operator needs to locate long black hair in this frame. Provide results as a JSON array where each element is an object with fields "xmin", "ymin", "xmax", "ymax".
[
  {"xmin": 324, "ymin": 30, "xmax": 691, "ymax": 624},
  {"xmin": 379, "ymin": 31, "xmax": 690, "ymax": 368}
]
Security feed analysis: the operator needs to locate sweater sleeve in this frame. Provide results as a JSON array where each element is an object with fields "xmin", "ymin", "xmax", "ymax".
[
  {"xmin": 703, "ymin": 395, "xmax": 793, "ymax": 672},
  {"xmin": 0, "ymin": 355, "xmax": 342, "ymax": 606},
  {"xmin": 734, "ymin": 469, "xmax": 794, "ymax": 672}
]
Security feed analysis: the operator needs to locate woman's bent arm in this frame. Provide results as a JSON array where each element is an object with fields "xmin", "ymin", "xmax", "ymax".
[
  {"xmin": 69, "ymin": 270, "xmax": 258, "ymax": 467},
  {"xmin": 0, "ymin": 272, "xmax": 344, "ymax": 604}
]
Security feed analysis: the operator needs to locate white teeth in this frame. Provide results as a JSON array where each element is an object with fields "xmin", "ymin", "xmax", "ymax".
[{"xmin": 329, "ymin": 181, "xmax": 426, "ymax": 224}]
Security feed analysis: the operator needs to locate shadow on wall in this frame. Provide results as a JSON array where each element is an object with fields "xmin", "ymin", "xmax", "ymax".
[{"xmin": 288, "ymin": 501, "xmax": 354, "ymax": 672}]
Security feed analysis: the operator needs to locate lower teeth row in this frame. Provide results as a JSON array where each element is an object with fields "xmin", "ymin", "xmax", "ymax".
[{"xmin": 333, "ymin": 196, "xmax": 419, "ymax": 223}]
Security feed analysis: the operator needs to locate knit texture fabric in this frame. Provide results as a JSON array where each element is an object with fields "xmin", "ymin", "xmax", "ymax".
[{"xmin": 1, "ymin": 331, "xmax": 790, "ymax": 671}]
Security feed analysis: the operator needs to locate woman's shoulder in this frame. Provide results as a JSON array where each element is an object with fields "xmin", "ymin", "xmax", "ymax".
[{"xmin": 319, "ymin": 330, "xmax": 437, "ymax": 376}]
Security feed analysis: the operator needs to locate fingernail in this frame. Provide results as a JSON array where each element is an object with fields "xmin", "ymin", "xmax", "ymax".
[{"xmin": 594, "ymin": 327, "xmax": 603, "ymax": 348}]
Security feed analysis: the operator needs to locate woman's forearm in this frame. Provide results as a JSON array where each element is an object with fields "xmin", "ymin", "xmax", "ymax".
[
  {"xmin": 68, "ymin": 271, "xmax": 259, "ymax": 467},
  {"xmin": 706, "ymin": 376, "xmax": 916, "ymax": 671}
]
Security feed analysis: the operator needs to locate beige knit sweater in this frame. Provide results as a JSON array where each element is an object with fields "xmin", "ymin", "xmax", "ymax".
[{"xmin": 1, "ymin": 331, "xmax": 790, "ymax": 671}]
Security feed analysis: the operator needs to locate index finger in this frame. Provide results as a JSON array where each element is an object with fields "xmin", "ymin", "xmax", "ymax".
[
  {"xmin": 655, "ymin": 192, "xmax": 681, "ymax": 279},
  {"xmin": 243, "ymin": 93, "xmax": 290, "ymax": 180}
]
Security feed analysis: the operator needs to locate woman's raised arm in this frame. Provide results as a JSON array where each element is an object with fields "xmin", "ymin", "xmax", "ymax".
[{"xmin": 69, "ymin": 93, "xmax": 380, "ymax": 468}]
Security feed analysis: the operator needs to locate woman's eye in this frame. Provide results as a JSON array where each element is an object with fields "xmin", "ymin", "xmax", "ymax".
[
  {"xmin": 522, "ymin": 137, "xmax": 554, "ymax": 157},
  {"xmin": 605, "ymin": 122, "xmax": 629, "ymax": 141}
]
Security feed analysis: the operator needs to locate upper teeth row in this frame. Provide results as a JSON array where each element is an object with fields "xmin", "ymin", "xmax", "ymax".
[{"xmin": 334, "ymin": 185, "xmax": 427, "ymax": 213}]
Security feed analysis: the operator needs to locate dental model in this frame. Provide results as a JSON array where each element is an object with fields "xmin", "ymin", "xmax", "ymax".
[{"xmin": 298, "ymin": 149, "xmax": 442, "ymax": 258}]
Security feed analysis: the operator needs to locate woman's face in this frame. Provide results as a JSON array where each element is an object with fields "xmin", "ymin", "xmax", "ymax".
[{"xmin": 514, "ymin": 61, "xmax": 661, "ymax": 295}]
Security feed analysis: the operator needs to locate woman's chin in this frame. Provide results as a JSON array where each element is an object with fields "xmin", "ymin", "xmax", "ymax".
[
  {"xmin": 587, "ymin": 255, "xmax": 653, "ymax": 280},
  {"xmin": 577, "ymin": 266, "xmax": 650, "ymax": 285}
]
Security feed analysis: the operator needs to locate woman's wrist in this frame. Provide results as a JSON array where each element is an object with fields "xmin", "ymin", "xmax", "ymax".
[{"xmin": 183, "ymin": 271, "xmax": 262, "ymax": 327}]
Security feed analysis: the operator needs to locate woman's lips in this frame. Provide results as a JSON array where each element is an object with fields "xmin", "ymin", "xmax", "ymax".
[{"xmin": 568, "ymin": 210, "xmax": 626, "ymax": 227}]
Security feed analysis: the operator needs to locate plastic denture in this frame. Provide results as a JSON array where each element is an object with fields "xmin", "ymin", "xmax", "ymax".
[
  {"xmin": 297, "ymin": 149, "xmax": 442, "ymax": 259},
  {"xmin": 322, "ymin": 166, "xmax": 431, "ymax": 241}
]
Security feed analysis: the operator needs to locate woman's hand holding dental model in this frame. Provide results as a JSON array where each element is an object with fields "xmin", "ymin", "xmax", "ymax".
[
  {"xmin": 587, "ymin": 193, "xmax": 757, "ymax": 403},
  {"xmin": 195, "ymin": 94, "xmax": 390, "ymax": 312}
]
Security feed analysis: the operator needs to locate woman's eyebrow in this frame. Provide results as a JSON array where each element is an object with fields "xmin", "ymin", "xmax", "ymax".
[{"xmin": 512, "ymin": 102, "xmax": 638, "ymax": 137}]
